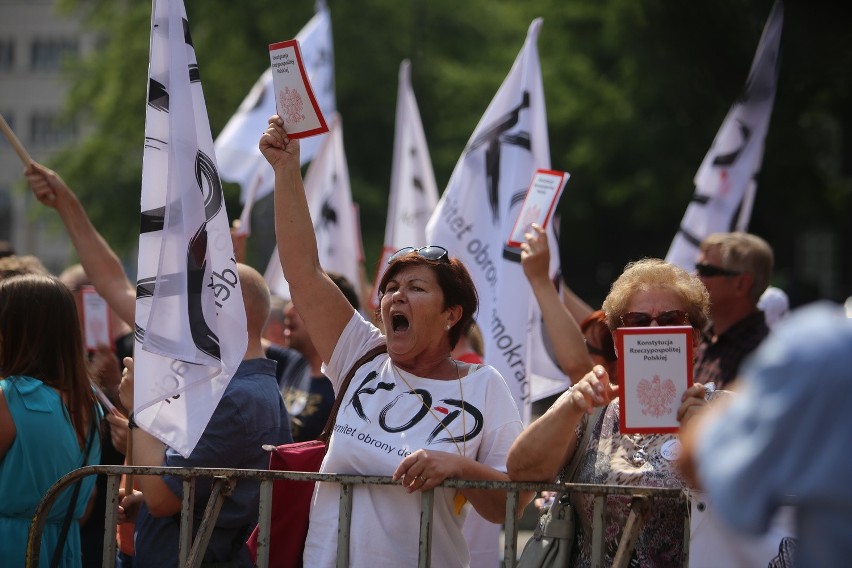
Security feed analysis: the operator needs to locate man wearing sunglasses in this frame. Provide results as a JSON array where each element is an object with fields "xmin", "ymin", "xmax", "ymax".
[{"xmin": 693, "ymin": 232, "xmax": 774, "ymax": 389}]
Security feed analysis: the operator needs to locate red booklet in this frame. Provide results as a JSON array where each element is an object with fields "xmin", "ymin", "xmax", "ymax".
[
  {"xmin": 268, "ymin": 39, "xmax": 329, "ymax": 139},
  {"xmin": 81, "ymin": 285, "xmax": 112, "ymax": 352},
  {"xmin": 615, "ymin": 326, "xmax": 693, "ymax": 434},
  {"xmin": 506, "ymin": 169, "xmax": 569, "ymax": 247}
]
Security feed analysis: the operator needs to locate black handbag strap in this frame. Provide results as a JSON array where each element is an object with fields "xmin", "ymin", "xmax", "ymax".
[
  {"xmin": 318, "ymin": 344, "xmax": 387, "ymax": 444},
  {"xmin": 51, "ymin": 410, "xmax": 98, "ymax": 568}
]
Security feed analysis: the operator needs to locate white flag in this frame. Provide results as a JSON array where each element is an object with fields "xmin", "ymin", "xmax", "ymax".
[
  {"xmin": 426, "ymin": 19, "xmax": 553, "ymax": 423},
  {"xmin": 666, "ymin": 1, "xmax": 783, "ymax": 270},
  {"xmin": 214, "ymin": 3, "xmax": 335, "ymax": 204},
  {"xmin": 265, "ymin": 114, "xmax": 360, "ymax": 298},
  {"xmin": 263, "ymin": 247, "xmax": 290, "ymax": 301},
  {"xmin": 369, "ymin": 60, "xmax": 440, "ymax": 309},
  {"xmin": 135, "ymin": 0, "xmax": 247, "ymax": 457}
]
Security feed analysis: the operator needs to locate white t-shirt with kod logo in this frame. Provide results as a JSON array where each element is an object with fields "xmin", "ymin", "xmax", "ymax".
[{"xmin": 303, "ymin": 312, "xmax": 523, "ymax": 568}]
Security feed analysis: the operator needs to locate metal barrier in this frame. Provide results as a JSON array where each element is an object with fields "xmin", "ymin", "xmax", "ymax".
[{"xmin": 27, "ymin": 465, "xmax": 690, "ymax": 568}]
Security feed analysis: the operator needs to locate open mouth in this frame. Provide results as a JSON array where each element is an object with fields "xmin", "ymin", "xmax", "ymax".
[{"xmin": 391, "ymin": 313, "xmax": 410, "ymax": 332}]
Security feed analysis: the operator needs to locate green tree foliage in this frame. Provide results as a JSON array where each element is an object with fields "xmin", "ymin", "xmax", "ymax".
[
  {"xmin": 52, "ymin": 0, "xmax": 314, "ymax": 251},
  {"xmin": 49, "ymin": 0, "xmax": 851, "ymax": 302}
]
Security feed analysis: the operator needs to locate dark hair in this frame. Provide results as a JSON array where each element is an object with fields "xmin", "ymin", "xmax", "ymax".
[
  {"xmin": 0, "ymin": 240, "xmax": 14, "ymax": 259},
  {"xmin": 377, "ymin": 254, "xmax": 478, "ymax": 348},
  {"xmin": 580, "ymin": 310, "xmax": 616, "ymax": 362},
  {"xmin": 328, "ymin": 272, "xmax": 360, "ymax": 310},
  {"xmin": 0, "ymin": 274, "xmax": 96, "ymax": 444}
]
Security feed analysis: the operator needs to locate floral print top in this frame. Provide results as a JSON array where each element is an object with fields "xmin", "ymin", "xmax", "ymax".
[{"xmin": 567, "ymin": 400, "xmax": 689, "ymax": 568}]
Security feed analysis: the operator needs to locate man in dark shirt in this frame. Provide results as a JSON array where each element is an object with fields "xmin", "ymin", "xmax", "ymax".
[
  {"xmin": 120, "ymin": 264, "xmax": 292, "ymax": 567},
  {"xmin": 266, "ymin": 273, "xmax": 360, "ymax": 442},
  {"xmin": 693, "ymin": 232, "xmax": 774, "ymax": 389}
]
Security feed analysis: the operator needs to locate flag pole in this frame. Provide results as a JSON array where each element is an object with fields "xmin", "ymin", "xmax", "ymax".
[
  {"xmin": 0, "ymin": 113, "xmax": 34, "ymax": 166},
  {"xmin": 124, "ymin": 428, "xmax": 134, "ymax": 498}
]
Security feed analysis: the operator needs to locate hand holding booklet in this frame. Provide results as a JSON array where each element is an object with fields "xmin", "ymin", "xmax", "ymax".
[
  {"xmin": 615, "ymin": 326, "xmax": 694, "ymax": 434},
  {"xmin": 506, "ymin": 169, "xmax": 569, "ymax": 247},
  {"xmin": 268, "ymin": 39, "xmax": 329, "ymax": 138}
]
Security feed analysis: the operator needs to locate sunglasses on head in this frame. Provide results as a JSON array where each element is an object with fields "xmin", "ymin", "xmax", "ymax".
[
  {"xmin": 695, "ymin": 263, "xmax": 742, "ymax": 278},
  {"xmin": 387, "ymin": 245, "xmax": 450, "ymax": 265},
  {"xmin": 620, "ymin": 310, "xmax": 690, "ymax": 328}
]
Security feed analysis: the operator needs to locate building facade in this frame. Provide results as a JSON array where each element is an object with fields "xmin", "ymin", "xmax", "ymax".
[{"xmin": 0, "ymin": 0, "xmax": 94, "ymax": 272}]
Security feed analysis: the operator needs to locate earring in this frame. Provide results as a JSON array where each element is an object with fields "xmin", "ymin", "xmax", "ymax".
[{"xmin": 445, "ymin": 324, "xmax": 451, "ymax": 331}]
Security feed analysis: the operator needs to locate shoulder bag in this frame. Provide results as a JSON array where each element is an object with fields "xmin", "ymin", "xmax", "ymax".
[
  {"xmin": 246, "ymin": 344, "xmax": 386, "ymax": 568},
  {"xmin": 516, "ymin": 405, "xmax": 604, "ymax": 568}
]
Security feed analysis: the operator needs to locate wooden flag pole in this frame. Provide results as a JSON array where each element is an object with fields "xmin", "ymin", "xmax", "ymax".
[{"xmin": 0, "ymin": 114, "xmax": 34, "ymax": 166}]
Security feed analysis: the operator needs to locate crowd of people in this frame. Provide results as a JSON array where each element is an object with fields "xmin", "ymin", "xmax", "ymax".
[{"xmin": 0, "ymin": 116, "xmax": 848, "ymax": 567}]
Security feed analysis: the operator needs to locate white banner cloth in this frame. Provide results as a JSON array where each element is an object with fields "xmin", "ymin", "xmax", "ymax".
[
  {"xmin": 265, "ymin": 114, "xmax": 360, "ymax": 300},
  {"xmin": 215, "ymin": 5, "xmax": 335, "ymax": 206},
  {"xmin": 370, "ymin": 59, "xmax": 440, "ymax": 308},
  {"xmin": 135, "ymin": 0, "xmax": 247, "ymax": 457},
  {"xmin": 666, "ymin": 1, "xmax": 783, "ymax": 269},
  {"xmin": 427, "ymin": 19, "xmax": 569, "ymax": 422}
]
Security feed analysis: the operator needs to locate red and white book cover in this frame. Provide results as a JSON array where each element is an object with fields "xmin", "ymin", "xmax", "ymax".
[
  {"xmin": 615, "ymin": 326, "xmax": 693, "ymax": 434},
  {"xmin": 268, "ymin": 39, "xmax": 329, "ymax": 139},
  {"xmin": 506, "ymin": 169, "xmax": 568, "ymax": 247},
  {"xmin": 81, "ymin": 285, "xmax": 112, "ymax": 352}
]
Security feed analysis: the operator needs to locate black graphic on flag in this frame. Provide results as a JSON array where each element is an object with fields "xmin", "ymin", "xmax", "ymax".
[
  {"xmin": 467, "ymin": 91, "xmax": 531, "ymax": 224},
  {"xmin": 185, "ymin": 150, "xmax": 225, "ymax": 360},
  {"xmin": 148, "ymin": 79, "xmax": 169, "ymax": 112}
]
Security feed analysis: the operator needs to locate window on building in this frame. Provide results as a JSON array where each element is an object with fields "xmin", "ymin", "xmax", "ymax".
[
  {"xmin": 30, "ymin": 38, "xmax": 78, "ymax": 71},
  {"xmin": 0, "ymin": 39, "xmax": 14, "ymax": 71},
  {"xmin": 30, "ymin": 112, "xmax": 77, "ymax": 147}
]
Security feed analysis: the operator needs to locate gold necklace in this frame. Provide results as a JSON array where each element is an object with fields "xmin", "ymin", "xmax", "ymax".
[{"xmin": 391, "ymin": 359, "xmax": 467, "ymax": 457}]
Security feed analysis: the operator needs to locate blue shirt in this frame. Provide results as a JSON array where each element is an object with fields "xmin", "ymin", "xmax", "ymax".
[
  {"xmin": 696, "ymin": 302, "xmax": 852, "ymax": 568},
  {"xmin": 134, "ymin": 358, "xmax": 292, "ymax": 567},
  {"xmin": 0, "ymin": 377, "xmax": 102, "ymax": 568}
]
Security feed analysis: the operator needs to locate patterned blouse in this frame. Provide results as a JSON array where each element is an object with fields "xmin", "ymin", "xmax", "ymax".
[{"xmin": 567, "ymin": 400, "xmax": 689, "ymax": 568}]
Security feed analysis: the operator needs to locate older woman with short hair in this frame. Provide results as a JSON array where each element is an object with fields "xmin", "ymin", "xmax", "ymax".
[
  {"xmin": 508, "ymin": 258, "xmax": 710, "ymax": 567},
  {"xmin": 260, "ymin": 116, "xmax": 526, "ymax": 568}
]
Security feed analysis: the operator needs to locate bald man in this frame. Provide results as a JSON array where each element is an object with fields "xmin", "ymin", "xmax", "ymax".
[{"xmin": 120, "ymin": 264, "xmax": 292, "ymax": 567}]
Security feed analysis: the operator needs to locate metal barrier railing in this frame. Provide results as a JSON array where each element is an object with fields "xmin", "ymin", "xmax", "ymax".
[{"xmin": 27, "ymin": 465, "xmax": 690, "ymax": 568}]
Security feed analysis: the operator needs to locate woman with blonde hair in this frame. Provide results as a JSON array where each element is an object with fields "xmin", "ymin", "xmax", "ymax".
[{"xmin": 509, "ymin": 258, "xmax": 710, "ymax": 567}]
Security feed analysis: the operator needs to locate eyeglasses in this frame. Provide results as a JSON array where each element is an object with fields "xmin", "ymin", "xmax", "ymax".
[
  {"xmin": 695, "ymin": 263, "xmax": 742, "ymax": 278},
  {"xmin": 620, "ymin": 310, "xmax": 690, "ymax": 328},
  {"xmin": 387, "ymin": 245, "xmax": 450, "ymax": 265}
]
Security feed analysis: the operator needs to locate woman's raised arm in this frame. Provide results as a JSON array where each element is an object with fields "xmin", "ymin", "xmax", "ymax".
[
  {"xmin": 260, "ymin": 116, "xmax": 355, "ymax": 363},
  {"xmin": 521, "ymin": 225, "xmax": 594, "ymax": 382}
]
